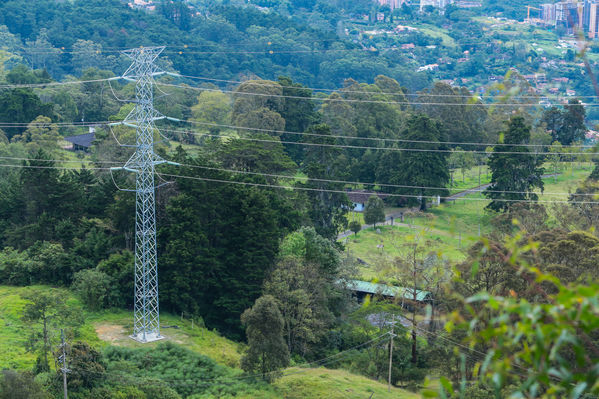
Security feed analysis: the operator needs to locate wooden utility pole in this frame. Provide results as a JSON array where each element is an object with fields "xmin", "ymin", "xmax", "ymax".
[
  {"xmin": 58, "ymin": 329, "xmax": 70, "ymax": 399},
  {"xmin": 388, "ymin": 315, "xmax": 395, "ymax": 392}
]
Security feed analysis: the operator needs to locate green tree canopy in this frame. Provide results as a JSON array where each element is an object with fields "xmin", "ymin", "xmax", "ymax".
[
  {"xmin": 363, "ymin": 195, "xmax": 385, "ymax": 227},
  {"xmin": 0, "ymin": 89, "xmax": 54, "ymax": 139},
  {"xmin": 240, "ymin": 295, "xmax": 289, "ymax": 381},
  {"xmin": 378, "ymin": 114, "xmax": 449, "ymax": 210},
  {"xmin": 190, "ymin": 90, "xmax": 231, "ymax": 135},
  {"xmin": 20, "ymin": 289, "xmax": 83, "ymax": 374},
  {"xmin": 300, "ymin": 123, "xmax": 351, "ymax": 239},
  {"xmin": 485, "ymin": 116, "xmax": 544, "ymax": 212}
]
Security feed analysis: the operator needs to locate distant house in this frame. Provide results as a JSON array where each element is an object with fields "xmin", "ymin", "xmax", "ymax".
[
  {"xmin": 341, "ymin": 279, "xmax": 432, "ymax": 304},
  {"xmin": 417, "ymin": 63, "xmax": 439, "ymax": 72},
  {"xmin": 552, "ymin": 77, "xmax": 569, "ymax": 84},
  {"xmin": 64, "ymin": 129, "xmax": 96, "ymax": 152},
  {"xmin": 346, "ymin": 190, "xmax": 388, "ymax": 212},
  {"xmin": 128, "ymin": 0, "xmax": 157, "ymax": 11}
]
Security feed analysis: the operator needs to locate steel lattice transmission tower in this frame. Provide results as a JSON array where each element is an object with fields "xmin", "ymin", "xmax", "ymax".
[{"xmin": 110, "ymin": 46, "xmax": 177, "ymax": 343}]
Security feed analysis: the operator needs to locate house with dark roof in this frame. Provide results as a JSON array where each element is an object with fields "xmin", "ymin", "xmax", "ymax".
[
  {"xmin": 346, "ymin": 190, "xmax": 388, "ymax": 212},
  {"xmin": 63, "ymin": 129, "xmax": 96, "ymax": 152}
]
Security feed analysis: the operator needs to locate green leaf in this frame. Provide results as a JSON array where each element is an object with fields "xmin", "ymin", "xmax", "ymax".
[
  {"xmin": 571, "ymin": 382, "xmax": 588, "ymax": 399},
  {"xmin": 470, "ymin": 260, "xmax": 479, "ymax": 279},
  {"xmin": 439, "ymin": 376, "xmax": 454, "ymax": 396}
]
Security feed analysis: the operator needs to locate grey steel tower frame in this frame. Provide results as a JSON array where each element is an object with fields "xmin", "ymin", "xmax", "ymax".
[{"xmin": 110, "ymin": 46, "xmax": 176, "ymax": 343}]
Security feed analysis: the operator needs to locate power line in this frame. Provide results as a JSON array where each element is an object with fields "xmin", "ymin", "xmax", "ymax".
[
  {"xmin": 160, "ymin": 124, "xmax": 598, "ymax": 156},
  {"xmin": 0, "ymin": 155, "xmax": 120, "ymax": 164},
  {"xmin": 0, "ymin": 77, "xmax": 121, "ymax": 89},
  {"xmin": 172, "ymin": 119, "xmax": 595, "ymax": 149},
  {"xmin": 0, "ymin": 118, "xmax": 595, "ymax": 155},
  {"xmin": 0, "ymin": 118, "xmax": 593, "ymax": 152},
  {"xmin": 0, "ymin": 161, "xmax": 591, "ymax": 198},
  {"xmin": 156, "ymin": 172, "xmax": 599, "ymax": 204},
  {"xmin": 174, "ymin": 163, "xmax": 599, "ymax": 196},
  {"xmin": 158, "ymin": 82, "xmax": 596, "ymax": 107},
  {"xmin": 168, "ymin": 72, "xmax": 599, "ymax": 101},
  {"xmin": 0, "ymin": 163, "xmax": 111, "ymax": 171},
  {"xmin": 0, "ymin": 121, "xmax": 113, "ymax": 127}
]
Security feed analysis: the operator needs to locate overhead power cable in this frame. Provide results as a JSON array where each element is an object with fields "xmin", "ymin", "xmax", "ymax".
[
  {"xmin": 174, "ymin": 163, "xmax": 598, "ymax": 196},
  {"xmin": 0, "ymin": 163, "xmax": 111, "ymax": 171},
  {"xmin": 0, "ymin": 118, "xmax": 594, "ymax": 153},
  {"xmin": 159, "ymin": 125, "xmax": 597, "ymax": 156},
  {"xmin": 167, "ymin": 72, "xmax": 597, "ymax": 101},
  {"xmin": 0, "ymin": 77, "xmax": 121, "ymax": 89},
  {"xmin": 0, "ymin": 121, "xmax": 113, "ymax": 127},
  {"xmin": 0, "ymin": 155, "xmax": 120, "ymax": 164},
  {"xmin": 0, "ymin": 159, "xmax": 591, "ymax": 197},
  {"xmin": 158, "ymin": 82, "xmax": 595, "ymax": 107},
  {"xmin": 173, "ymin": 119, "xmax": 595, "ymax": 149},
  {"xmin": 157, "ymin": 172, "xmax": 599, "ymax": 204}
]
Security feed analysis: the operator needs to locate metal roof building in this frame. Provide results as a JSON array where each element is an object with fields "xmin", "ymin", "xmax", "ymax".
[
  {"xmin": 64, "ymin": 132, "xmax": 95, "ymax": 152},
  {"xmin": 343, "ymin": 279, "xmax": 432, "ymax": 302}
]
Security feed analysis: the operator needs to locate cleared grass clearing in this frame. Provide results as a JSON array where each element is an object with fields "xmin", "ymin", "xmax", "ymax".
[
  {"xmin": 344, "ymin": 225, "xmax": 467, "ymax": 279},
  {"xmin": 88, "ymin": 311, "xmax": 243, "ymax": 368},
  {"xmin": 345, "ymin": 164, "xmax": 593, "ymax": 279},
  {"xmin": 0, "ymin": 285, "xmax": 241, "ymax": 370},
  {"xmin": 414, "ymin": 24, "xmax": 457, "ymax": 47},
  {"xmin": 448, "ymin": 165, "xmax": 490, "ymax": 192},
  {"xmin": 274, "ymin": 367, "xmax": 420, "ymax": 399},
  {"xmin": 538, "ymin": 166, "xmax": 592, "ymax": 202}
]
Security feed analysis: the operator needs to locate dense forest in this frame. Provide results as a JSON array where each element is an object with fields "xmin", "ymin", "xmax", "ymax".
[
  {"xmin": 0, "ymin": 0, "xmax": 598, "ymax": 398},
  {"xmin": 0, "ymin": 0, "xmax": 431, "ymax": 90}
]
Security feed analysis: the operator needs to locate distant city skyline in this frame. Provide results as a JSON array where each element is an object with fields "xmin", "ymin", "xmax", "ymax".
[{"xmin": 540, "ymin": 0, "xmax": 599, "ymax": 38}]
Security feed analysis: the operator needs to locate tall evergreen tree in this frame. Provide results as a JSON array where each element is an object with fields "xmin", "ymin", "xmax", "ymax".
[
  {"xmin": 363, "ymin": 195, "xmax": 385, "ymax": 227},
  {"xmin": 379, "ymin": 114, "xmax": 449, "ymax": 210},
  {"xmin": 540, "ymin": 106, "xmax": 563, "ymax": 142},
  {"xmin": 559, "ymin": 98, "xmax": 586, "ymax": 145},
  {"xmin": 241, "ymin": 295, "xmax": 289, "ymax": 381},
  {"xmin": 485, "ymin": 116, "xmax": 544, "ymax": 212},
  {"xmin": 277, "ymin": 76, "xmax": 317, "ymax": 164},
  {"xmin": 300, "ymin": 124, "xmax": 350, "ymax": 240}
]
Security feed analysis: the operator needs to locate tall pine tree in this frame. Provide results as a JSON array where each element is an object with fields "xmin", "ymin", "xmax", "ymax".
[
  {"xmin": 485, "ymin": 116, "xmax": 544, "ymax": 212},
  {"xmin": 378, "ymin": 114, "xmax": 449, "ymax": 210}
]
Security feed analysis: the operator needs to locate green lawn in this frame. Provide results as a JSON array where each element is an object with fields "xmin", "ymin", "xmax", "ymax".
[
  {"xmin": 538, "ymin": 165, "xmax": 592, "ymax": 202},
  {"xmin": 448, "ymin": 165, "xmax": 490, "ymax": 193},
  {"xmin": 344, "ymin": 225, "xmax": 468, "ymax": 279},
  {"xmin": 345, "ymin": 163, "xmax": 593, "ymax": 279},
  {"xmin": 0, "ymin": 285, "xmax": 241, "ymax": 370},
  {"xmin": 273, "ymin": 367, "xmax": 420, "ymax": 399},
  {"xmin": 414, "ymin": 24, "xmax": 457, "ymax": 47}
]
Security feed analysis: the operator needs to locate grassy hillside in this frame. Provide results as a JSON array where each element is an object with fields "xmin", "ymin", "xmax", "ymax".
[
  {"xmin": 0, "ymin": 285, "xmax": 419, "ymax": 398},
  {"xmin": 274, "ymin": 368, "xmax": 420, "ymax": 399}
]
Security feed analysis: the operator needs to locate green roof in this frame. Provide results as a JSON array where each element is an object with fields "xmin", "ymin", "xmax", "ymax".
[{"xmin": 343, "ymin": 279, "xmax": 431, "ymax": 302}]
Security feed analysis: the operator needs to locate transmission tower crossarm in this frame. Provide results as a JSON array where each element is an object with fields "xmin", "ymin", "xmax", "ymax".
[
  {"xmin": 108, "ymin": 121, "xmax": 139, "ymax": 129},
  {"xmin": 154, "ymin": 159, "xmax": 181, "ymax": 167},
  {"xmin": 110, "ymin": 166, "xmax": 139, "ymax": 173}
]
